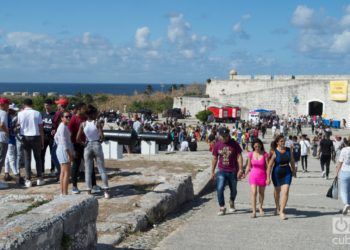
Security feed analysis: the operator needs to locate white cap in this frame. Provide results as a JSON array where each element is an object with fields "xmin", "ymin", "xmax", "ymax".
[{"xmin": 9, "ymin": 103, "xmax": 19, "ymax": 111}]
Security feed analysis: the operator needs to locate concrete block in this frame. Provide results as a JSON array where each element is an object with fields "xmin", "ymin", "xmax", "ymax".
[
  {"xmin": 141, "ymin": 141, "xmax": 158, "ymax": 155},
  {"xmin": 110, "ymin": 141, "xmax": 123, "ymax": 159}
]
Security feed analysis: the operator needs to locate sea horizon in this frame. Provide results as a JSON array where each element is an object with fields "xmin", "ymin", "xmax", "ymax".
[{"xmin": 0, "ymin": 82, "xmax": 200, "ymax": 96}]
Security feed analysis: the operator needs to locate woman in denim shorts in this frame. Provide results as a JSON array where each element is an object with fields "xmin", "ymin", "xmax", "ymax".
[{"xmin": 54, "ymin": 111, "xmax": 74, "ymax": 195}]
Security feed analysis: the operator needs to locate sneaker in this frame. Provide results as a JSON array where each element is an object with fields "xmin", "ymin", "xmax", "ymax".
[
  {"xmin": 217, "ymin": 207, "xmax": 226, "ymax": 216},
  {"xmin": 104, "ymin": 190, "xmax": 111, "ymax": 199},
  {"xmin": 72, "ymin": 187, "xmax": 80, "ymax": 194},
  {"xmin": 91, "ymin": 185, "xmax": 101, "ymax": 194},
  {"xmin": 302, "ymin": 170, "xmax": 306, "ymax": 173},
  {"xmin": 25, "ymin": 180, "xmax": 32, "ymax": 188},
  {"xmin": 322, "ymin": 171, "xmax": 326, "ymax": 178},
  {"xmin": 229, "ymin": 200, "xmax": 236, "ymax": 213},
  {"xmin": 343, "ymin": 204, "xmax": 350, "ymax": 215},
  {"xmin": 36, "ymin": 178, "xmax": 46, "ymax": 186}
]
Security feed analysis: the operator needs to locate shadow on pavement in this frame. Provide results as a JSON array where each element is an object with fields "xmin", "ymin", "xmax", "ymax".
[{"xmin": 286, "ymin": 208, "xmax": 340, "ymax": 219}]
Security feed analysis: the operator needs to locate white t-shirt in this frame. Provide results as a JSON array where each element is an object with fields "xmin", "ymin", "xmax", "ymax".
[
  {"xmin": 339, "ymin": 147, "xmax": 350, "ymax": 172},
  {"xmin": 18, "ymin": 107, "xmax": 43, "ymax": 136},
  {"xmin": 300, "ymin": 139, "xmax": 311, "ymax": 156},
  {"xmin": 0, "ymin": 109, "xmax": 8, "ymax": 143}
]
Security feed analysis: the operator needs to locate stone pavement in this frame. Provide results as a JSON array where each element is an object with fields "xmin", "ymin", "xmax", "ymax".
[{"xmin": 157, "ymin": 129, "xmax": 350, "ymax": 250}]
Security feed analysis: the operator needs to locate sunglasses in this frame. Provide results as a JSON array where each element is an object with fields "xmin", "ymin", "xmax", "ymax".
[{"xmin": 64, "ymin": 115, "xmax": 72, "ymax": 119}]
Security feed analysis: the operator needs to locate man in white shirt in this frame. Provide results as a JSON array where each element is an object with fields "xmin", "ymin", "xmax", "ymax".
[
  {"xmin": 0, "ymin": 98, "xmax": 10, "ymax": 189},
  {"xmin": 17, "ymin": 98, "xmax": 45, "ymax": 187},
  {"xmin": 300, "ymin": 135, "xmax": 311, "ymax": 172}
]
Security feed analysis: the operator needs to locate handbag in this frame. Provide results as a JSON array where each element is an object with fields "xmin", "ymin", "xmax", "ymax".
[{"xmin": 326, "ymin": 177, "xmax": 338, "ymax": 199}]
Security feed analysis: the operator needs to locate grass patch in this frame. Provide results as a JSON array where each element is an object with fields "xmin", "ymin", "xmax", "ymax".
[{"xmin": 7, "ymin": 200, "xmax": 50, "ymax": 219}]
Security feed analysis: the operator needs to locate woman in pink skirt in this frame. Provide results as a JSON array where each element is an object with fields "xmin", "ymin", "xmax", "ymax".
[{"xmin": 245, "ymin": 138, "xmax": 269, "ymax": 218}]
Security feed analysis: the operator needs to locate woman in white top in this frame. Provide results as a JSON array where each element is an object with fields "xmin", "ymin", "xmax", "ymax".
[
  {"xmin": 77, "ymin": 105, "xmax": 110, "ymax": 199},
  {"xmin": 54, "ymin": 111, "xmax": 73, "ymax": 195},
  {"xmin": 336, "ymin": 137, "xmax": 350, "ymax": 215}
]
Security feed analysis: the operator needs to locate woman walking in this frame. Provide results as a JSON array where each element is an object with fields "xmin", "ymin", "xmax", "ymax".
[
  {"xmin": 245, "ymin": 139, "xmax": 269, "ymax": 218},
  {"xmin": 54, "ymin": 111, "xmax": 74, "ymax": 195},
  {"xmin": 267, "ymin": 135, "xmax": 296, "ymax": 220},
  {"xmin": 336, "ymin": 137, "xmax": 350, "ymax": 215},
  {"xmin": 77, "ymin": 105, "xmax": 110, "ymax": 199}
]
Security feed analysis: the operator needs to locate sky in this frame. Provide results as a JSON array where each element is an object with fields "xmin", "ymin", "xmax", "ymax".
[{"xmin": 1, "ymin": 0, "xmax": 350, "ymax": 83}]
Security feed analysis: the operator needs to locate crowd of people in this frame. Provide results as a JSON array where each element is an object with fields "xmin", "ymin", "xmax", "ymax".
[
  {"xmin": 2, "ymin": 96, "xmax": 350, "ymax": 218},
  {"xmin": 209, "ymin": 117, "xmax": 350, "ymax": 220},
  {"xmin": 0, "ymin": 97, "xmax": 111, "ymax": 198}
]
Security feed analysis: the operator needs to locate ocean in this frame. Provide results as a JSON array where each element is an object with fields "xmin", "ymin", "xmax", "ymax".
[{"xmin": 0, "ymin": 83, "xmax": 175, "ymax": 96}]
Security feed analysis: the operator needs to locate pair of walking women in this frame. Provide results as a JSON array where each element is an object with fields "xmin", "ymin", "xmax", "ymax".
[{"xmin": 245, "ymin": 135, "xmax": 296, "ymax": 220}]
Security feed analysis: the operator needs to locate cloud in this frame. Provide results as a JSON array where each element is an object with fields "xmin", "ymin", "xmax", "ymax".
[
  {"xmin": 167, "ymin": 14, "xmax": 191, "ymax": 44},
  {"xmin": 135, "ymin": 26, "xmax": 150, "ymax": 49},
  {"xmin": 291, "ymin": 5, "xmax": 350, "ymax": 55},
  {"xmin": 330, "ymin": 30, "xmax": 350, "ymax": 53},
  {"xmin": 291, "ymin": 5, "xmax": 314, "ymax": 27},
  {"xmin": 231, "ymin": 14, "xmax": 251, "ymax": 40}
]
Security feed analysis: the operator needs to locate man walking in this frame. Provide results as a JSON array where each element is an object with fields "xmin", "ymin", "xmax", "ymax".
[
  {"xmin": 300, "ymin": 135, "xmax": 311, "ymax": 173},
  {"xmin": 0, "ymin": 98, "xmax": 10, "ymax": 188},
  {"xmin": 211, "ymin": 127, "xmax": 243, "ymax": 215},
  {"xmin": 318, "ymin": 134, "xmax": 334, "ymax": 180},
  {"xmin": 17, "ymin": 99, "xmax": 45, "ymax": 187}
]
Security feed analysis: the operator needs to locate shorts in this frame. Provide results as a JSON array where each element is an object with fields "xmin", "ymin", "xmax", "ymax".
[{"xmin": 56, "ymin": 145, "xmax": 72, "ymax": 164}]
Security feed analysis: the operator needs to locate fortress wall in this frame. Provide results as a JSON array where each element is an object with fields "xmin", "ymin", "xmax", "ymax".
[
  {"xmin": 176, "ymin": 80, "xmax": 350, "ymax": 121},
  {"xmin": 206, "ymin": 77, "xmax": 350, "ymax": 98}
]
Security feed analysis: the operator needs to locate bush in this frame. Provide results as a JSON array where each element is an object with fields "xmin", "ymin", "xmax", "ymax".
[{"xmin": 195, "ymin": 110, "xmax": 213, "ymax": 123}]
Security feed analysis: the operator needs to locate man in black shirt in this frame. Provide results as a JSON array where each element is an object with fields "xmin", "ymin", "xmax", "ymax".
[
  {"xmin": 317, "ymin": 134, "xmax": 334, "ymax": 180},
  {"xmin": 41, "ymin": 99, "xmax": 56, "ymax": 175}
]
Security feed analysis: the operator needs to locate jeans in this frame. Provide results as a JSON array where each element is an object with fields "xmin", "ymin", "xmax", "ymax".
[
  {"xmin": 22, "ymin": 136, "xmax": 42, "ymax": 180},
  {"xmin": 41, "ymin": 135, "xmax": 55, "ymax": 173},
  {"xmin": 339, "ymin": 170, "xmax": 350, "ymax": 205},
  {"xmin": 71, "ymin": 143, "xmax": 98, "ymax": 187},
  {"xmin": 16, "ymin": 138, "xmax": 24, "ymax": 169},
  {"xmin": 51, "ymin": 142, "xmax": 61, "ymax": 175},
  {"xmin": 5, "ymin": 144, "xmax": 18, "ymax": 175},
  {"xmin": 0, "ymin": 142, "xmax": 8, "ymax": 174},
  {"xmin": 84, "ymin": 141, "xmax": 109, "ymax": 190},
  {"xmin": 301, "ymin": 155, "xmax": 308, "ymax": 171},
  {"xmin": 320, "ymin": 154, "xmax": 331, "ymax": 177},
  {"xmin": 216, "ymin": 170, "xmax": 237, "ymax": 207}
]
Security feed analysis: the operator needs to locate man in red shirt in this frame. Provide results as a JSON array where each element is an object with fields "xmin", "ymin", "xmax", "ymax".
[
  {"xmin": 212, "ymin": 127, "xmax": 243, "ymax": 215},
  {"xmin": 68, "ymin": 102, "xmax": 86, "ymax": 194}
]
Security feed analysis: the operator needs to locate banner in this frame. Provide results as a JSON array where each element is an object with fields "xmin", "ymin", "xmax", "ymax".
[{"xmin": 330, "ymin": 81, "xmax": 348, "ymax": 101}]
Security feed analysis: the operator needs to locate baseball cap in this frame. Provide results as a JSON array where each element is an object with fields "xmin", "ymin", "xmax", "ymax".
[
  {"xmin": 55, "ymin": 97, "xmax": 69, "ymax": 106},
  {"xmin": 218, "ymin": 127, "xmax": 230, "ymax": 136},
  {"xmin": 9, "ymin": 103, "xmax": 19, "ymax": 111},
  {"xmin": 0, "ymin": 98, "xmax": 10, "ymax": 105}
]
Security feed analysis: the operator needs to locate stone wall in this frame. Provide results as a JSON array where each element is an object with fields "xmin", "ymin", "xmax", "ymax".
[
  {"xmin": 175, "ymin": 80, "xmax": 350, "ymax": 121},
  {"xmin": 175, "ymin": 75, "xmax": 350, "ymax": 121},
  {"xmin": 0, "ymin": 195, "xmax": 98, "ymax": 250}
]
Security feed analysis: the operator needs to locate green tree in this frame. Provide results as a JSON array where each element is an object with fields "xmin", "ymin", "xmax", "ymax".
[
  {"xmin": 145, "ymin": 84, "xmax": 154, "ymax": 95},
  {"xmin": 195, "ymin": 110, "xmax": 213, "ymax": 123}
]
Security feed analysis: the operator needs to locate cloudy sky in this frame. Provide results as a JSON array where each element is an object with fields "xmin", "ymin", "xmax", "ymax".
[{"xmin": 1, "ymin": 0, "xmax": 350, "ymax": 83}]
